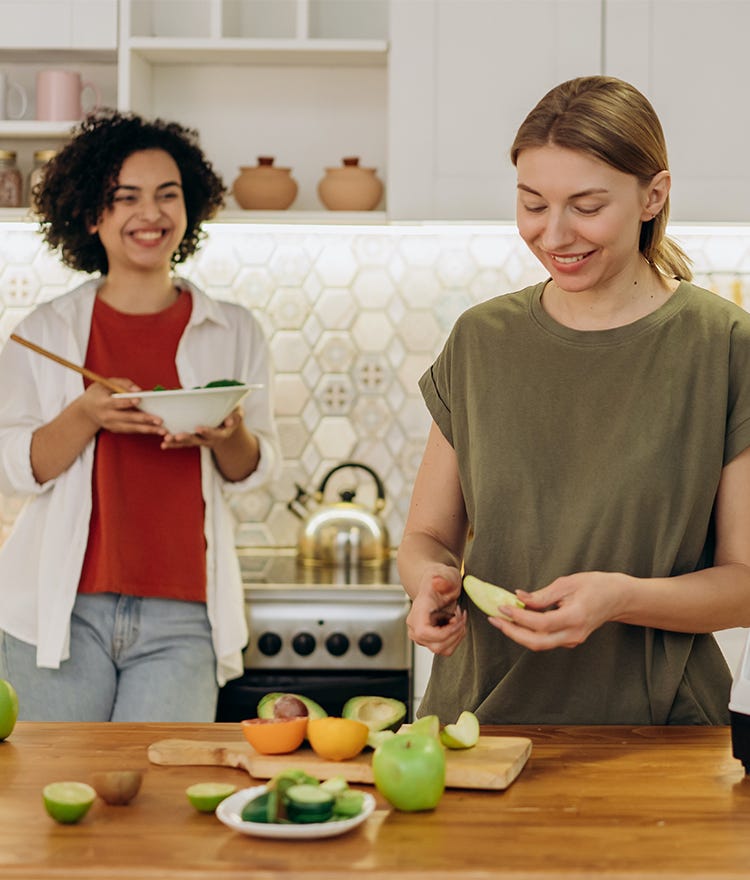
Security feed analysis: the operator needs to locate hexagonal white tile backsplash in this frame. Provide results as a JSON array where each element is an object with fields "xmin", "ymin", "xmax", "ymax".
[{"xmin": 1, "ymin": 220, "xmax": 749, "ymax": 548}]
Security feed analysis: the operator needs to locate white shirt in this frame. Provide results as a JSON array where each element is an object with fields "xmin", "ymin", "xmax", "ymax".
[{"xmin": 0, "ymin": 277, "xmax": 280, "ymax": 685}]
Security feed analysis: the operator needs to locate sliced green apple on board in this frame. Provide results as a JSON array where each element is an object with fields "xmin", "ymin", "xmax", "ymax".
[
  {"xmin": 398, "ymin": 714, "xmax": 440, "ymax": 739},
  {"xmin": 462, "ymin": 574, "xmax": 524, "ymax": 619},
  {"xmin": 440, "ymin": 710, "xmax": 480, "ymax": 749}
]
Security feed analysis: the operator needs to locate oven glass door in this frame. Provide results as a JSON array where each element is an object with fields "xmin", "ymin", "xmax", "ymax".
[{"xmin": 215, "ymin": 669, "xmax": 412, "ymax": 722}]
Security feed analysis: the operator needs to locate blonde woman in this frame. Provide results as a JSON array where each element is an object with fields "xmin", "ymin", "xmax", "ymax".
[{"xmin": 399, "ymin": 76, "xmax": 750, "ymax": 725}]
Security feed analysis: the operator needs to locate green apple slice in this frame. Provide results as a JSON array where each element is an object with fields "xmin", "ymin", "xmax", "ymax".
[
  {"xmin": 398, "ymin": 714, "xmax": 440, "ymax": 739},
  {"xmin": 440, "ymin": 710, "xmax": 480, "ymax": 749},
  {"xmin": 463, "ymin": 574, "xmax": 524, "ymax": 619}
]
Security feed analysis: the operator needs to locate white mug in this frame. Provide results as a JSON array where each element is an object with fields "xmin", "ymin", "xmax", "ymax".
[
  {"xmin": 0, "ymin": 72, "xmax": 28, "ymax": 121},
  {"xmin": 35, "ymin": 69, "xmax": 100, "ymax": 122}
]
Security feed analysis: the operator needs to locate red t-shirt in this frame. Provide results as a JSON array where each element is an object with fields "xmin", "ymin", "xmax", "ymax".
[{"xmin": 77, "ymin": 291, "xmax": 207, "ymax": 601}]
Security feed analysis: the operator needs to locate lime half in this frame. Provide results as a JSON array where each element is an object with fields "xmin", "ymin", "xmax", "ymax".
[
  {"xmin": 43, "ymin": 781, "xmax": 96, "ymax": 824},
  {"xmin": 186, "ymin": 782, "xmax": 236, "ymax": 813}
]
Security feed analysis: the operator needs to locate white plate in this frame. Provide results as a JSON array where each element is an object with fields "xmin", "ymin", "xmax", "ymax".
[
  {"xmin": 112, "ymin": 383, "xmax": 261, "ymax": 435},
  {"xmin": 215, "ymin": 785, "xmax": 376, "ymax": 840}
]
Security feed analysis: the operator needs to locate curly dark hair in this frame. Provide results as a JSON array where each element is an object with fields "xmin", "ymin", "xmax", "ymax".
[{"xmin": 34, "ymin": 109, "xmax": 226, "ymax": 274}]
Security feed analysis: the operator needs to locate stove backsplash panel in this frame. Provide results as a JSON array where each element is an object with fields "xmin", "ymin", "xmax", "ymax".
[{"xmin": 0, "ymin": 221, "xmax": 748, "ymax": 547}]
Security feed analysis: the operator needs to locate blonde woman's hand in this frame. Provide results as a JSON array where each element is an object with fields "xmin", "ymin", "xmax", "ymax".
[
  {"xmin": 406, "ymin": 565, "xmax": 467, "ymax": 656},
  {"xmin": 488, "ymin": 570, "xmax": 630, "ymax": 650}
]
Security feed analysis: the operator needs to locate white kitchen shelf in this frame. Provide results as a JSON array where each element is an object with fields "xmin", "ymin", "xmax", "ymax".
[
  {"xmin": 0, "ymin": 121, "xmax": 79, "ymax": 140},
  {"xmin": 127, "ymin": 37, "xmax": 388, "ymax": 66},
  {"xmin": 214, "ymin": 210, "xmax": 387, "ymax": 225},
  {"xmin": 0, "ymin": 48, "xmax": 116, "ymax": 64},
  {"xmin": 0, "ymin": 208, "xmax": 388, "ymax": 226}
]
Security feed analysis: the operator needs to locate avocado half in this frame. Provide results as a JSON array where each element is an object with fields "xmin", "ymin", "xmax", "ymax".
[
  {"xmin": 256, "ymin": 692, "xmax": 328, "ymax": 720},
  {"xmin": 342, "ymin": 696, "xmax": 407, "ymax": 732}
]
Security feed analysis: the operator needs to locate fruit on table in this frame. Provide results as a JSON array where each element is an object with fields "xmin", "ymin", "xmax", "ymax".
[
  {"xmin": 0, "ymin": 678, "xmax": 18, "ymax": 741},
  {"xmin": 257, "ymin": 692, "xmax": 328, "ymax": 721},
  {"xmin": 241, "ymin": 716, "xmax": 308, "ymax": 754},
  {"xmin": 399, "ymin": 714, "xmax": 440, "ymax": 739},
  {"xmin": 89, "ymin": 770, "xmax": 143, "ymax": 805},
  {"xmin": 42, "ymin": 781, "xmax": 96, "ymax": 824},
  {"xmin": 185, "ymin": 782, "xmax": 237, "ymax": 813},
  {"xmin": 306, "ymin": 716, "xmax": 369, "ymax": 761},
  {"xmin": 342, "ymin": 695, "xmax": 406, "ymax": 732},
  {"xmin": 463, "ymin": 573, "xmax": 525, "ymax": 619},
  {"xmin": 440, "ymin": 710, "xmax": 481, "ymax": 749},
  {"xmin": 372, "ymin": 732, "xmax": 446, "ymax": 812}
]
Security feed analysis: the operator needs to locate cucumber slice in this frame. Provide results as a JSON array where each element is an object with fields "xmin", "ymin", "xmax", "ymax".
[
  {"xmin": 320, "ymin": 775, "xmax": 349, "ymax": 796},
  {"xmin": 240, "ymin": 788, "xmax": 279, "ymax": 823},
  {"xmin": 284, "ymin": 783, "xmax": 334, "ymax": 824},
  {"xmin": 333, "ymin": 790, "xmax": 365, "ymax": 818}
]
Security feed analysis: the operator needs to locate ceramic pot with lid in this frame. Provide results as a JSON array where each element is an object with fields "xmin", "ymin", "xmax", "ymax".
[
  {"xmin": 232, "ymin": 156, "xmax": 298, "ymax": 210},
  {"xmin": 288, "ymin": 462, "xmax": 390, "ymax": 566},
  {"xmin": 317, "ymin": 157, "xmax": 384, "ymax": 211}
]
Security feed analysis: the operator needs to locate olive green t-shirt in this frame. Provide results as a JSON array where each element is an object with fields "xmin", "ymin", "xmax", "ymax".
[{"xmin": 418, "ymin": 280, "xmax": 750, "ymax": 724}]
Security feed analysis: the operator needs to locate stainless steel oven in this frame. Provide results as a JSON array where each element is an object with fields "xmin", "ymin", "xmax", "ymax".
[{"xmin": 215, "ymin": 549, "xmax": 413, "ymax": 721}]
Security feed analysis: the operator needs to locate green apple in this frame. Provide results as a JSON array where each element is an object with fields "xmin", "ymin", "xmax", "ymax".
[
  {"xmin": 463, "ymin": 574, "xmax": 524, "ymax": 619},
  {"xmin": 372, "ymin": 732, "xmax": 446, "ymax": 812},
  {"xmin": 0, "ymin": 679, "xmax": 18, "ymax": 741},
  {"xmin": 440, "ymin": 710, "xmax": 480, "ymax": 749},
  {"xmin": 397, "ymin": 714, "xmax": 440, "ymax": 738}
]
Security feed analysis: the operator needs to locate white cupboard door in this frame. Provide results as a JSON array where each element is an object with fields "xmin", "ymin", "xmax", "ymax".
[
  {"xmin": 0, "ymin": 0, "xmax": 116, "ymax": 49},
  {"xmin": 605, "ymin": 0, "xmax": 750, "ymax": 222},
  {"xmin": 388, "ymin": 0, "xmax": 601, "ymax": 221}
]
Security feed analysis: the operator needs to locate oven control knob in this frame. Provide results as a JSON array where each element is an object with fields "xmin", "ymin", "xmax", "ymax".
[
  {"xmin": 257, "ymin": 632, "xmax": 282, "ymax": 656},
  {"xmin": 358, "ymin": 632, "xmax": 382, "ymax": 657},
  {"xmin": 292, "ymin": 632, "xmax": 316, "ymax": 656},
  {"xmin": 325, "ymin": 633, "xmax": 350, "ymax": 656}
]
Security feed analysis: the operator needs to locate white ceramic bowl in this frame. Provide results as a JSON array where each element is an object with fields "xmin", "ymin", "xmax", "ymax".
[
  {"xmin": 113, "ymin": 384, "xmax": 259, "ymax": 435},
  {"xmin": 215, "ymin": 785, "xmax": 376, "ymax": 840}
]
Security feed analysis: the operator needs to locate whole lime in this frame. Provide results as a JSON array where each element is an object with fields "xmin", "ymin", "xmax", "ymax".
[
  {"xmin": 0, "ymin": 679, "xmax": 18, "ymax": 741},
  {"xmin": 43, "ymin": 781, "xmax": 96, "ymax": 824}
]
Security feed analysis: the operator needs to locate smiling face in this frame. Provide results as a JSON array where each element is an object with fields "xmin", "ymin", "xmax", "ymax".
[
  {"xmin": 90, "ymin": 148, "xmax": 187, "ymax": 277},
  {"xmin": 515, "ymin": 144, "xmax": 669, "ymax": 297}
]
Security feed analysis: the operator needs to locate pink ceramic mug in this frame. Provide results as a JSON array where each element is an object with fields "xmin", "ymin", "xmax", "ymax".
[{"xmin": 35, "ymin": 69, "xmax": 100, "ymax": 121}]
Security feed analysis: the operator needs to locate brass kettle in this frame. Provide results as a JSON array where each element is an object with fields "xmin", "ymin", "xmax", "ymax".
[{"xmin": 288, "ymin": 462, "xmax": 390, "ymax": 567}]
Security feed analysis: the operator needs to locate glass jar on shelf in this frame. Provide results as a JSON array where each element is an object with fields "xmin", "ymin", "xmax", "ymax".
[
  {"xmin": 0, "ymin": 150, "xmax": 23, "ymax": 208},
  {"xmin": 28, "ymin": 149, "xmax": 57, "ymax": 209}
]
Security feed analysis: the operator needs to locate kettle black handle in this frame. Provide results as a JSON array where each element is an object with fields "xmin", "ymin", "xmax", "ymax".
[{"xmin": 317, "ymin": 462, "xmax": 386, "ymax": 508}]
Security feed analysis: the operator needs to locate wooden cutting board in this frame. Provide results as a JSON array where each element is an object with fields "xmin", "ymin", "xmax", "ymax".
[{"xmin": 147, "ymin": 735, "xmax": 531, "ymax": 790}]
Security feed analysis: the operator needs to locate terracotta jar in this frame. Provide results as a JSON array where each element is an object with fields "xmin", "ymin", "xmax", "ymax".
[
  {"xmin": 317, "ymin": 157, "xmax": 384, "ymax": 211},
  {"xmin": 232, "ymin": 157, "xmax": 298, "ymax": 210}
]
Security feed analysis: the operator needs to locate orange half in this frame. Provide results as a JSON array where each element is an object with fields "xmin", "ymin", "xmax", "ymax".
[
  {"xmin": 306, "ymin": 716, "xmax": 369, "ymax": 761},
  {"xmin": 241, "ymin": 716, "xmax": 308, "ymax": 755}
]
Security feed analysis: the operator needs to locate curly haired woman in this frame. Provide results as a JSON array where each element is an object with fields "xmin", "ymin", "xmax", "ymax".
[{"xmin": 0, "ymin": 110, "xmax": 280, "ymax": 721}]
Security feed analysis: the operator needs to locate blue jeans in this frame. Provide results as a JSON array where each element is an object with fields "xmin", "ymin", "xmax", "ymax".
[{"xmin": 0, "ymin": 593, "xmax": 218, "ymax": 721}]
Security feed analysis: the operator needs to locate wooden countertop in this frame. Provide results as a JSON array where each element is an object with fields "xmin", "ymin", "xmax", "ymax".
[{"xmin": 2, "ymin": 722, "xmax": 750, "ymax": 879}]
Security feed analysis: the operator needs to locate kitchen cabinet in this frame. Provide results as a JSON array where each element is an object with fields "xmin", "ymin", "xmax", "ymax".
[
  {"xmin": 604, "ymin": 0, "xmax": 750, "ymax": 221},
  {"xmin": 119, "ymin": 0, "xmax": 389, "ymax": 213},
  {"xmin": 0, "ymin": 0, "xmax": 389, "ymax": 216},
  {"xmin": 388, "ymin": 0, "xmax": 602, "ymax": 220},
  {"xmin": 0, "ymin": 0, "xmax": 118, "ymax": 202},
  {"xmin": 390, "ymin": 0, "xmax": 750, "ymax": 222}
]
